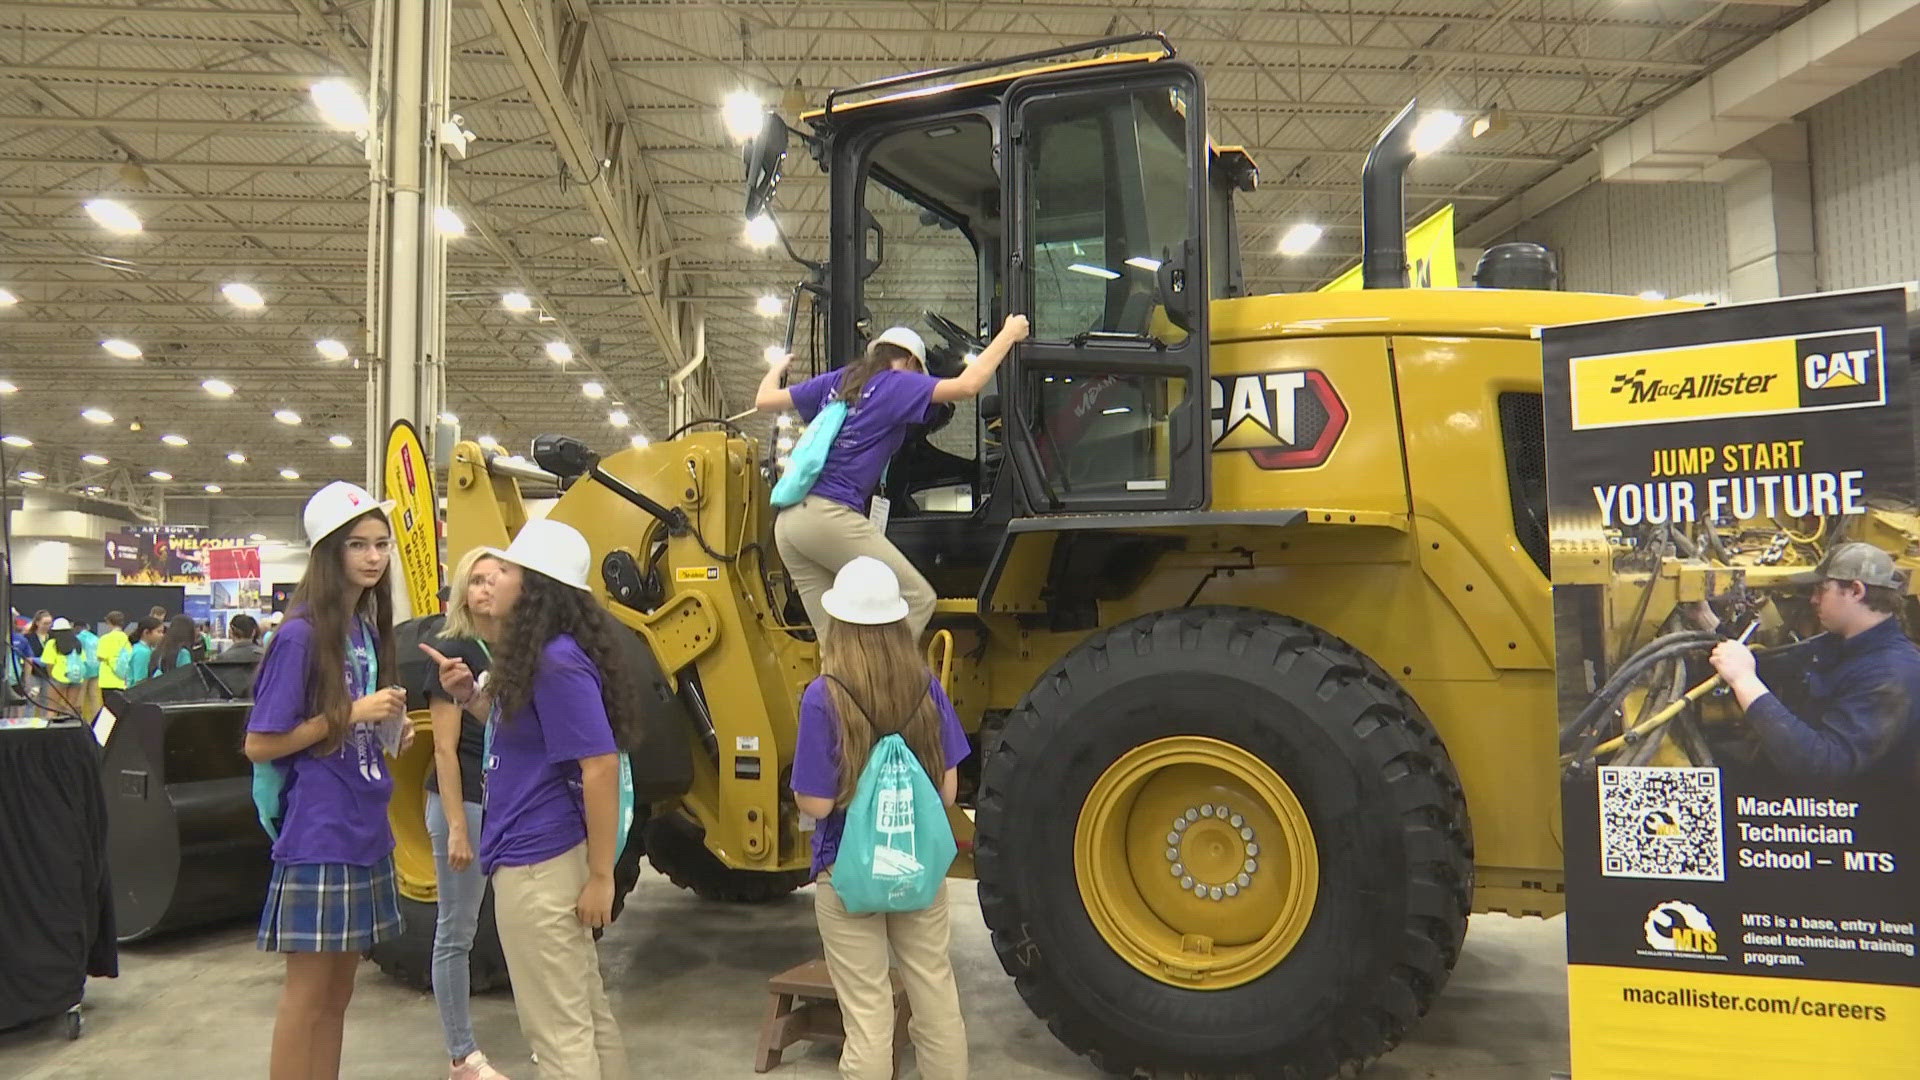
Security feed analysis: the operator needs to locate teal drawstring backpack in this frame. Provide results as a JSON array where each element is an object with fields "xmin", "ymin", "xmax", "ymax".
[
  {"xmin": 825, "ymin": 679, "xmax": 956, "ymax": 913},
  {"xmin": 770, "ymin": 395, "xmax": 848, "ymax": 509}
]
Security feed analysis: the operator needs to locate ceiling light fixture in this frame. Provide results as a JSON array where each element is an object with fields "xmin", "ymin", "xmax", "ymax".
[
  {"xmin": 744, "ymin": 214, "xmax": 779, "ymax": 250},
  {"xmin": 221, "ymin": 282, "xmax": 265, "ymax": 309},
  {"xmin": 1278, "ymin": 222, "xmax": 1324, "ymax": 256},
  {"xmin": 314, "ymin": 338, "xmax": 349, "ymax": 362},
  {"xmin": 309, "ymin": 78, "xmax": 370, "ymax": 133},
  {"xmin": 201, "ymin": 378, "xmax": 234, "ymax": 397},
  {"xmin": 630, "ymin": 434, "xmax": 650, "ymax": 449},
  {"xmin": 581, "ymin": 381, "xmax": 604, "ymax": 399},
  {"xmin": 19, "ymin": 470, "xmax": 43, "ymax": 482},
  {"xmin": 84, "ymin": 197, "xmax": 142, "ymax": 234},
  {"xmin": 0, "ymin": 381, "xmax": 14, "ymax": 394},
  {"xmin": 101, "ymin": 338, "xmax": 141, "ymax": 359},
  {"xmin": 1, "ymin": 435, "xmax": 30, "ymax": 448},
  {"xmin": 478, "ymin": 434, "xmax": 499, "ymax": 448},
  {"xmin": 437, "ymin": 413, "xmax": 458, "ymax": 426},
  {"xmin": 755, "ymin": 294, "xmax": 784, "ymax": 318},
  {"xmin": 149, "ymin": 470, "xmax": 173, "ymax": 482},
  {"xmin": 545, "ymin": 340, "xmax": 573, "ymax": 363},
  {"xmin": 82, "ymin": 454, "xmax": 109, "ymax": 466},
  {"xmin": 81, "ymin": 407, "xmax": 114, "ymax": 424},
  {"xmin": 588, "ymin": 234, "xmax": 608, "ymax": 245},
  {"xmin": 722, "ymin": 90, "xmax": 763, "ymax": 142},
  {"xmin": 204, "ymin": 484, "xmax": 222, "ymax": 493},
  {"xmin": 1411, "ymin": 110, "xmax": 1464, "ymax": 155},
  {"xmin": 0, "ymin": 288, "xmax": 16, "ymax": 306},
  {"xmin": 83, "ymin": 485, "xmax": 105, "ymax": 496},
  {"xmin": 248, "ymin": 532, "xmax": 266, "ymax": 542},
  {"xmin": 329, "ymin": 434, "xmax": 353, "ymax": 448},
  {"xmin": 607, "ymin": 410, "xmax": 630, "ymax": 428},
  {"xmin": 227, "ymin": 451, "xmax": 248, "ymax": 464},
  {"xmin": 278, "ymin": 468, "xmax": 300, "ymax": 480},
  {"xmin": 273, "ymin": 409, "xmax": 301, "ymax": 426},
  {"xmin": 501, "ymin": 291, "xmax": 533, "ymax": 314},
  {"xmin": 161, "ymin": 433, "xmax": 188, "ymax": 447},
  {"xmin": 434, "ymin": 206, "xmax": 466, "ymax": 237}
]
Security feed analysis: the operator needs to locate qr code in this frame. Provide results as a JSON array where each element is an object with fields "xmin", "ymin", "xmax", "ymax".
[{"xmin": 1597, "ymin": 766, "xmax": 1724, "ymax": 881}]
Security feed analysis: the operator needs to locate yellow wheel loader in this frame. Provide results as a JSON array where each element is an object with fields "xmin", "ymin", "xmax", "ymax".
[{"xmin": 383, "ymin": 33, "xmax": 1736, "ymax": 1078}]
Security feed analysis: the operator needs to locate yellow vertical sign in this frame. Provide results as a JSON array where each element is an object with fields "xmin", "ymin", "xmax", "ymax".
[
  {"xmin": 1318, "ymin": 205, "xmax": 1457, "ymax": 292},
  {"xmin": 382, "ymin": 419, "xmax": 442, "ymax": 616}
]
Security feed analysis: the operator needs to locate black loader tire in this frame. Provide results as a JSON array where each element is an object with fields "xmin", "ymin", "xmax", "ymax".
[
  {"xmin": 643, "ymin": 812, "xmax": 812, "ymax": 903},
  {"xmin": 369, "ymin": 883, "xmax": 511, "ymax": 994},
  {"xmin": 974, "ymin": 606, "xmax": 1473, "ymax": 1079}
]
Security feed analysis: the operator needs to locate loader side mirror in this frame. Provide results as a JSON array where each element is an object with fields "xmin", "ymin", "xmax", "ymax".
[
  {"xmin": 533, "ymin": 434, "xmax": 598, "ymax": 480},
  {"xmin": 743, "ymin": 113, "xmax": 789, "ymax": 220}
]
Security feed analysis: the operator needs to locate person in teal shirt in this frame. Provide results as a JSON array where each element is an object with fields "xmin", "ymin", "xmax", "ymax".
[{"xmin": 119, "ymin": 616, "xmax": 165, "ymax": 687}]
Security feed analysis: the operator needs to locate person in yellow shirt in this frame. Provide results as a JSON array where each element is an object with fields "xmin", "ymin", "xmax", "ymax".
[
  {"xmin": 40, "ymin": 618, "xmax": 89, "ymax": 718},
  {"xmin": 97, "ymin": 610, "xmax": 131, "ymax": 692}
]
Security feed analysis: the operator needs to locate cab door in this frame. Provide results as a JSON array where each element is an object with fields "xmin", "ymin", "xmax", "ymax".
[{"xmin": 1001, "ymin": 63, "xmax": 1211, "ymax": 515}]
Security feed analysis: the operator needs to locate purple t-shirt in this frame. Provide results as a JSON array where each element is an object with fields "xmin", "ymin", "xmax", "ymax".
[
  {"xmin": 788, "ymin": 367, "xmax": 941, "ymax": 512},
  {"xmin": 789, "ymin": 675, "xmax": 971, "ymax": 877},
  {"xmin": 246, "ymin": 615, "xmax": 395, "ymax": 867},
  {"xmin": 478, "ymin": 634, "xmax": 620, "ymax": 874}
]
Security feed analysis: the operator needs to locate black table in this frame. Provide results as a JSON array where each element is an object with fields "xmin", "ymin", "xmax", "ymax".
[{"xmin": 0, "ymin": 721, "xmax": 117, "ymax": 1034}]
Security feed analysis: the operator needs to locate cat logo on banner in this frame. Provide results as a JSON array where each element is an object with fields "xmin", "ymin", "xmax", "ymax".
[
  {"xmin": 383, "ymin": 419, "xmax": 443, "ymax": 617},
  {"xmin": 1319, "ymin": 205, "xmax": 1457, "ymax": 292}
]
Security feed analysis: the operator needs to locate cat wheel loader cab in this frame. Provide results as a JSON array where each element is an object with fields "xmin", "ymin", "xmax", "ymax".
[{"xmin": 434, "ymin": 34, "xmax": 1696, "ymax": 1080}]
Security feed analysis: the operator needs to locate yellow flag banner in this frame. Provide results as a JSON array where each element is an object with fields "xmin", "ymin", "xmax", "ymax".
[
  {"xmin": 383, "ymin": 419, "xmax": 442, "ymax": 617},
  {"xmin": 1318, "ymin": 204, "xmax": 1457, "ymax": 292}
]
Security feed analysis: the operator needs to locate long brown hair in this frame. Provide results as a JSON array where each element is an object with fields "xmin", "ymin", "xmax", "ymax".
[
  {"xmin": 486, "ymin": 568, "xmax": 645, "ymax": 745},
  {"xmin": 273, "ymin": 509, "xmax": 397, "ymax": 756},
  {"xmin": 154, "ymin": 614, "xmax": 197, "ymax": 673},
  {"xmin": 819, "ymin": 617, "xmax": 942, "ymax": 806},
  {"xmin": 837, "ymin": 340, "xmax": 918, "ymax": 406}
]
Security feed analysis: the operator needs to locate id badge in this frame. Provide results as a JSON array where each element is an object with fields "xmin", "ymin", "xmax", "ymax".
[{"xmin": 867, "ymin": 494, "xmax": 891, "ymax": 533}]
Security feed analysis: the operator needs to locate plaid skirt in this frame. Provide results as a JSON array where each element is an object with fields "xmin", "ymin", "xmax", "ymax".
[{"xmin": 257, "ymin": 857, "xmax": 404, "ymax": 953}]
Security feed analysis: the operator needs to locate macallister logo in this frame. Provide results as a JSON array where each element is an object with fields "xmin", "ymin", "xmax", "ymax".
[
  {"xmin": 1569, "ymin": 326, "xmax": 1886, "ymax": 431},
  {"xmin": 1609, "ymin": 369, "xmax": 1779, "ymax": 405},
  {"xmin": 1640, "ymin": 900, "xmax": 1727, "ymax": 963}
]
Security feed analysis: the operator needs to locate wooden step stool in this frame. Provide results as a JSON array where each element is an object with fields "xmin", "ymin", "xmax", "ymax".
[{"xmin": 754, "ymin": 958, "xmax": 911, "ymax": 1076}]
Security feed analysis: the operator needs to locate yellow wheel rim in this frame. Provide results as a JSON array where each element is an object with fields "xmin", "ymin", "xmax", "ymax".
[
  {"xmin": 1075, "ymin": 736, "xmax": 1318, "ymax": 990},
  {"xmin": 389, "ymin": 708, "xmax": 438, "ymax": 903}
]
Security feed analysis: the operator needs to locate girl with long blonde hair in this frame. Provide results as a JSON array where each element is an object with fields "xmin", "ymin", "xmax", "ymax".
[{"xmin": 789, "ymin": 556, "xmax": 970, "ymax": 1080}]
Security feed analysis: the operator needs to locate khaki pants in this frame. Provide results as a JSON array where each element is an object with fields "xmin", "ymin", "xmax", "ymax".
[
  {"xmin": 492, "ymin": 843, "xmax": 627, "ymax": 1080},
  {"xmin": 776, "ymin": 495, "xmax": 937, "ymax": 642},
  {"xmin": 814, "ymin": 873, "xmax": 967, "ymax": 1080}
]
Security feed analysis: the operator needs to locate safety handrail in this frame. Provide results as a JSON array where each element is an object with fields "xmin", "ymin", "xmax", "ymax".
[{"xmin": 823, "ymin": 32, "xmax": 1174, "ymax": 116}]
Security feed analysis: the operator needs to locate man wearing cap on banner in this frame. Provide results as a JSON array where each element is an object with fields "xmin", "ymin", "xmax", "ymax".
[{"xmin": 1705, "ymin": 542, "xmax": 1920, "ymax": 783}]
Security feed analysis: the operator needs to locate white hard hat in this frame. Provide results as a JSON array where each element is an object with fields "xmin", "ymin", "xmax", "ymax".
[
  {"xmin": 820, "ymin": 556, "xmax": 909, "ymax": 626},
  {"xmin": 303, "ymin": 480, "xmax": 395, "ymax": 547},
  {"xmin": 871, "ymin": 326, "xmax": 926, "ymax": 365},
  {"xmin": 266, "ymin": 611, "xmax": 285, "ymax": 625},
  {"xmin": 50, "ymin": 617, "xmax": 71, "ymax": 631},
  {"xmin": 484, "ymin": 518, "xmax": 593, "ymax": 592}
]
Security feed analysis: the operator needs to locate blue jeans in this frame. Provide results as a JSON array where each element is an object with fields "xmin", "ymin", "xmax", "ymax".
[{"xmin": 426, "ymin": 791, "xmax": 487, "ymax": 1061}]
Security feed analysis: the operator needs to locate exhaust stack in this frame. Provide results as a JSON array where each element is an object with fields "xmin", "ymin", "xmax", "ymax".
[{"xmin": 1361, "ymin": 100, "xmax": 1420, "ymax": 289}]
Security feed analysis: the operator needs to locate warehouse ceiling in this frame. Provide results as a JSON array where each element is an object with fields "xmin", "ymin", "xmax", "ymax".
[{"xmin": 0, "ymin": 0, "xmax": 1812, "ymax": 506}]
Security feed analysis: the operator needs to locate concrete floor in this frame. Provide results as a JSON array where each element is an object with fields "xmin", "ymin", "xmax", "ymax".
[{"xmin": 0, "ymin": 869, "xmax": 1571, "ymax": 1079}]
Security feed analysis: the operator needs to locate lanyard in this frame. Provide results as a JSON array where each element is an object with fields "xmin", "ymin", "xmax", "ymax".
[{"xmin": 346, "ymin": 617, "xmax": 376, "ymax": 697}]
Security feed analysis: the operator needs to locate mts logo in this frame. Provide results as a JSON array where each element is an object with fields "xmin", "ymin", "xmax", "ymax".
[
  {"xmin": 1207, "ymin": 369, "xmax": 1347, "ymax": 471},
  {"xmin": 1845, "ymin": 851, "xmax": 1896, "ymax": 873},
  {"xmin": 1803, "ymin": 348, "xmax": 1874, "ymax": 390}
]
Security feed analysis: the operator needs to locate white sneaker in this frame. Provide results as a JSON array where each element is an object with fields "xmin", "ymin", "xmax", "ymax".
[{"xmin": 450, "ymin": 1051, "xmax": 510, "ymax": 1080}]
